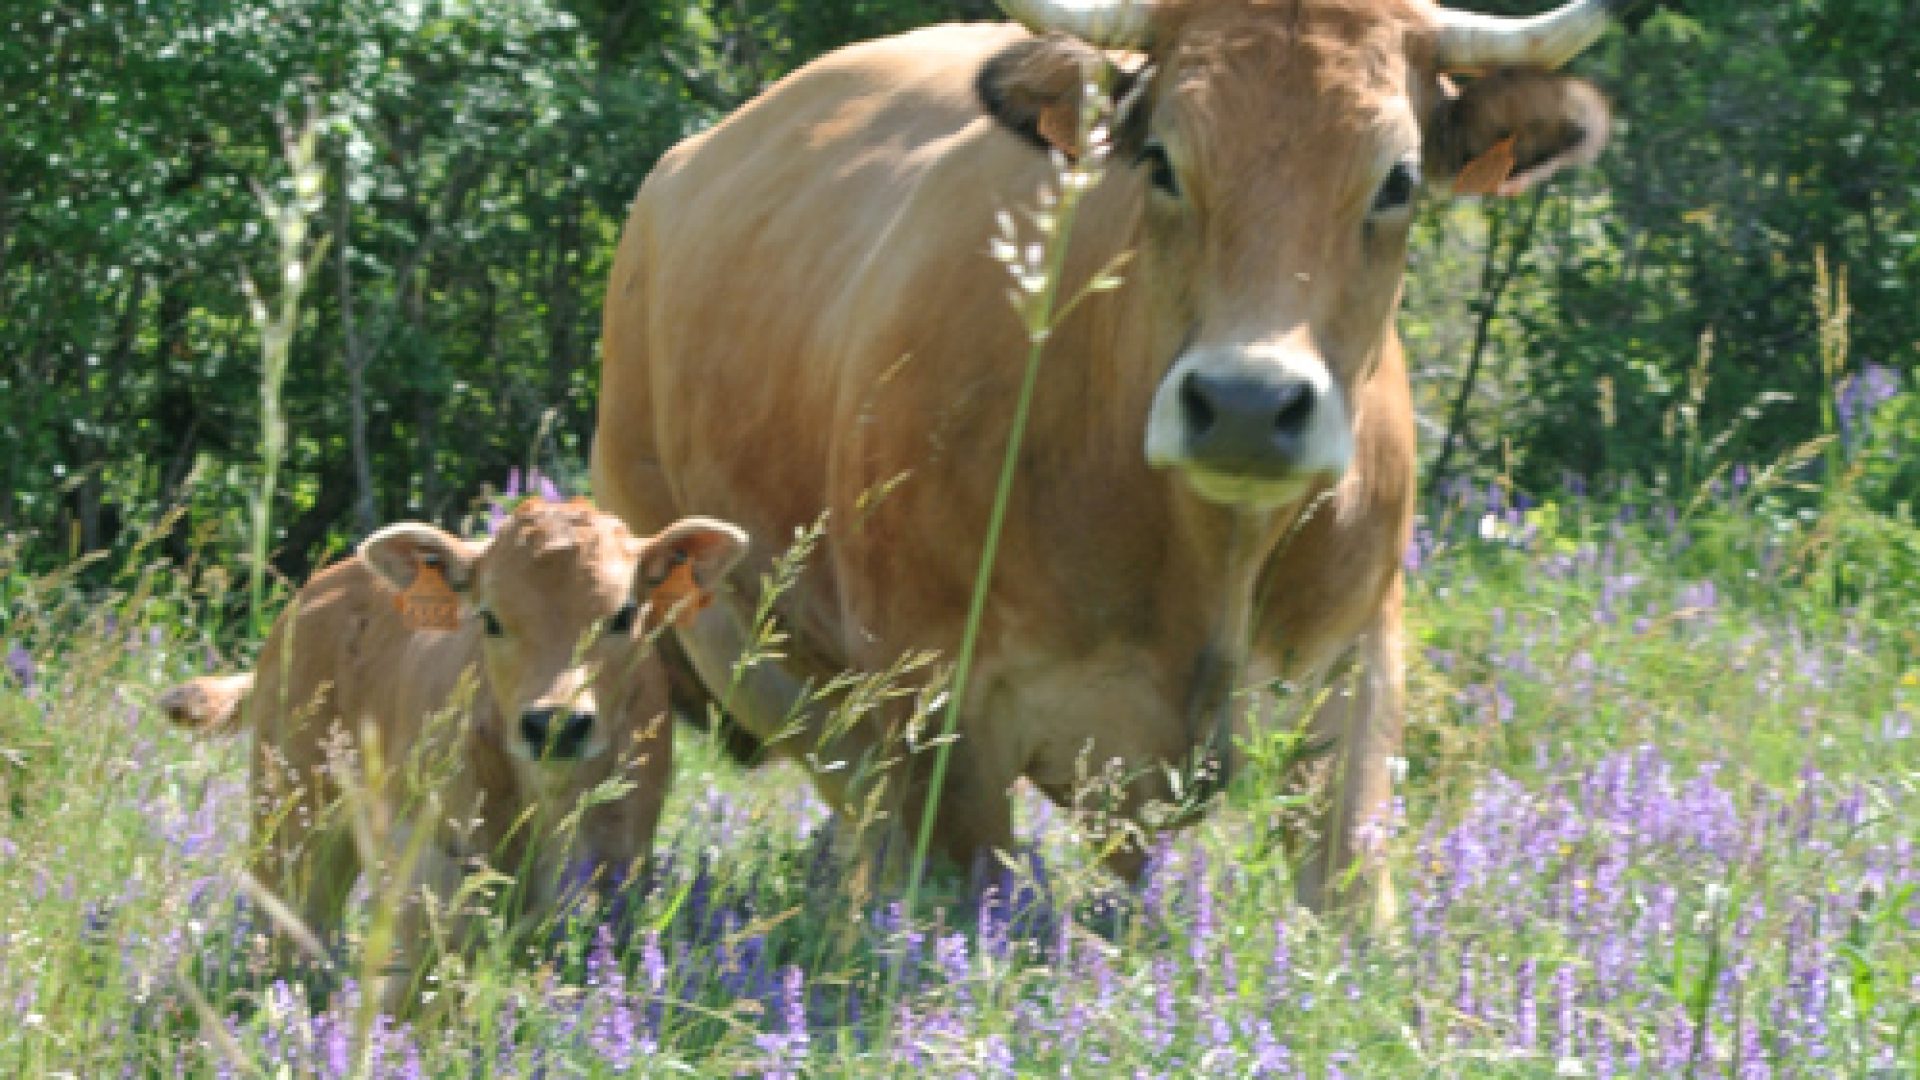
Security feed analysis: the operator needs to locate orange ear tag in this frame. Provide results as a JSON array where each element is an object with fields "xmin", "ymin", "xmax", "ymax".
[
  {"xmin": 395, "ymin": 562, "xmax": 462, "ymax": 632},
  {"xmin": 650, "ymin": 558, "xmax": 713, "ymax": 629},
  {"xmin": 1453, "ymin": 135, "xmax": 1517, "ymax": 197}
]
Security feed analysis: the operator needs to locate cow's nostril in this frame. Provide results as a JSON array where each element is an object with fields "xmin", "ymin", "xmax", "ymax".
[
  {"xmin": 557, "ymin": 712, "xmax": 594, "ymax": 753},
  {"xmin": 1273, "ymin": 383, "xmax": 1315, "ymax": 437},
  {"xmin": 521, "ymin": 709, "xmax": 554, "ymax": 750},
  {"xmin": 1179, "ymin": 371, "xmax": 1216, "ymax": 435}
]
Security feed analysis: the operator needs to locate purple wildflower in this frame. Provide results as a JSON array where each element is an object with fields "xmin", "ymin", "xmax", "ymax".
[
  {"xmin": 754, "ymin": 965, "xmax": 810, "ymax": 1079},
  {"xmin": 585, "ymin": 926, "xmax": 643, "ymax": 1067},
  {"xmin": 4, "ymin": 644, "xmax": 32, "ymax": 689},
  {"xmin": 1551, "ymin": 964, "xmax": 1578, "ymax": 1062},
  {"xmin": 1836, "ymin": 362, "xmax": 1903, "ymax": 447},
  {"xmin": 1513, "ymin": 958, "xmax": 1538, "ymax": 1049},
  {"xmin": 1249, "ymin": 1019, "xmax": 1291, "ymax": 1077}
]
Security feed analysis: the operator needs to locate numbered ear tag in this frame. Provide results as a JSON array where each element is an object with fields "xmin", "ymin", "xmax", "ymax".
[
  {"xmin": 1453, "ymin": 134, "xmax": 1517, "ymax": 197},
  {"xmin": 649, "ymin": 558, "xmax": 712, "ymax": 629},
  {"xmin": 395, "ymin": 562, "xmax": 461, "ymax": 631}
]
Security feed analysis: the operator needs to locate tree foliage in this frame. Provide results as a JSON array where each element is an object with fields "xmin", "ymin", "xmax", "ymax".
[{"xmin": 3, "ymin": 0, "xmax": 1913, "ymax": 591}]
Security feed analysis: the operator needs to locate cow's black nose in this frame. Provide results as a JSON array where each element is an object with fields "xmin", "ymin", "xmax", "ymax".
[
  {"xmin": 521, "ymin": 708, "xmax": 595, "ymax": 760},
  {"xmin": 1179, "ymin": 369, "xmax": 1318, "ymax": 470}
]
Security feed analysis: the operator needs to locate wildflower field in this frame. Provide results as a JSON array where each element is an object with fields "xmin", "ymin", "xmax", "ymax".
[
  {"xmin": 5, "ymin": 3, "xmax": 1920, "ymax": 1075},
  {"xmin": 3, "ymin": 473, "xmax": 1916, "ymax": 1077}
]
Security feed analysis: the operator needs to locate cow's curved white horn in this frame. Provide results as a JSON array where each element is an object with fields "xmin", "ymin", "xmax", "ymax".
[
  {"xmin": 1000, "ymin": 0, "xmax": 1155, "ymax": 50},
  {"xmin": 1433, "ymin": 0, "xmax": 1619, "ymax": 70}
]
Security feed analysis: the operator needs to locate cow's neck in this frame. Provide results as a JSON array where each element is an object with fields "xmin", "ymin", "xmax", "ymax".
[{"xmin": 1169, "ymin": 487, "xmax": 1335, "ymax": 796}]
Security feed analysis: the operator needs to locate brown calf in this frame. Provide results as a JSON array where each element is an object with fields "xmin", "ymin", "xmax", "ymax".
[{"xmin": 161, "ymin": 500, "xmax": 745, "ymax": 1003}]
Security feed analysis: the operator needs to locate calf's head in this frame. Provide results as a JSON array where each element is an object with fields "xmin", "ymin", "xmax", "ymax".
[
  {"xmin": 987, "ymin": 0, "xmax": 1619, "ymax": 506},
  {"xmin": 360, "ymin": 500, "xmax": 747, "ymax": 771}
]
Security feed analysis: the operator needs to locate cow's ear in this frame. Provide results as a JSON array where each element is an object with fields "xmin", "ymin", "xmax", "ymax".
[
  {"xmin": 977, "ymin": 34, "xmax": 1148, "ymax": 158},
  {"xmin": 634, "ymin": 518, "xmax": 749, "ymax": 628},
  {"xmin": 1425, "ymin": 70, "xmax": 1610, "ymax": 197},
  {"xmin": 360, "ymin": 523, "xmax": 482, "ymax": 593}
]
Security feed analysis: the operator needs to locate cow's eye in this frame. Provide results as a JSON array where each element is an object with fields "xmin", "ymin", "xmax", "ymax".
[
  {"xmin": 607, "ymin": 602, "xmax": 637, "ymax": 636},
  {"xmin": 1139, "ymin": 140, "xmax": 1179, "ymax": 198},
  {"xmin": 480, "ymin": 610, "xmax": 504, "ymax": 637},
  {"xmin": 1371, "ymin": 161, "xmax": 1419, "ymax": 216}
]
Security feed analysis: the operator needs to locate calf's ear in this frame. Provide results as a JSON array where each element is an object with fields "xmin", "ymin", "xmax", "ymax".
[
  {"xmin": 360, "ymin": 523, "xmax": 483, "ymax": 593},
  {"xmin": 634, "ymin": 518, "xmax": 749, "ymax": 628},
  {"xmin": 1426, "ymin": 69, "xmax": 1610, "ymax": 196}
]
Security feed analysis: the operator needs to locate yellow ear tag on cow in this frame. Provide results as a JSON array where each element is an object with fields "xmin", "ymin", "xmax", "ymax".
[
  {"xmin": 650, "ymin": 558, "xmax": 712, "ymax": 629},
  {"xmin": 1453, "ymin": 135, "xmax": 1517, "ymax": 197},
  {"xmin": 396, "ymin": 562, "xmax": 462, "ymax": 632}
]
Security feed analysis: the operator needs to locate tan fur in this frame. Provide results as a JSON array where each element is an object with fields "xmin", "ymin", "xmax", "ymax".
[
  {"xmin": 160, "ymin": 672, "xmax": 253, "ymax": 731},
  {"xmin": 162, "ymin": 501, "xmax": 745, "ymax": 1006},
  {"xmin": 593, "ymin": 3, "xmax": 1612, "ymax": 921}
]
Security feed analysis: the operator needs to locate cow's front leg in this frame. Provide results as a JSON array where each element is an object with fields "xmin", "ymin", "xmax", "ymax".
[{"xmin": 1290, "ymin": 591, "xmax": 1404, "ymax": 927}]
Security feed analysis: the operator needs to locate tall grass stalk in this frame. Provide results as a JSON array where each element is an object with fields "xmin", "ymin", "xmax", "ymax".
[
  {"xmin": 238, "ymin": 118, "xmax": 328, "ymax": 639},
  {"xmin": 897, "ymin": 79, "xmax": 1130, "ymax": 932},
  {"xmin": 1812, "ymin": 246, "xmax": 1851, "ymax": 489}
]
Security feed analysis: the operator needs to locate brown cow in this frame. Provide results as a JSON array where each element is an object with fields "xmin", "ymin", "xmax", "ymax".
[
  {"xmin": 593, "ymin": 0, "xmax": 1626, "ymax": 921},
  {"xmin": 160, "ymin": 500, "xmax": 745, "ymax": 1000}
]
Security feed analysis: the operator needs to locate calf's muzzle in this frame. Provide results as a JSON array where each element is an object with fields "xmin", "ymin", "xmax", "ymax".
[{"xmin": 521, "ymin": 707, "xmax": 596, "ymax": 761}]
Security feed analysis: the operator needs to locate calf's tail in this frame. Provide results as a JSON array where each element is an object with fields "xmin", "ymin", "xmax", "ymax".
[{"xmin": 159, "ymin": 673, "xmax": 254, "ymax": 733}]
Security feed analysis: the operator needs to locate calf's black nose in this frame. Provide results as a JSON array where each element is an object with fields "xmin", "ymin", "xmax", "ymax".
[{"xmin": 520, "ymin": 707, "xmax": 595, "ymax": 760}]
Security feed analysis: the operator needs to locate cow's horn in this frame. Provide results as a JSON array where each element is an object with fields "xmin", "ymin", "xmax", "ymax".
[
  {"xmin": 1433, "ymin": 0, "xmax": 1619, "ymax": 70},
  {"xmin": 1000, "ymin": 0, "xmax": 1155, "ymax": 50}
]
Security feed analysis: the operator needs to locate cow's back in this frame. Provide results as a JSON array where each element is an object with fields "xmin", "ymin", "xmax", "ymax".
[{"xmin": 595, "ymin": 24, "xmax": 1071, "ymax": 667}]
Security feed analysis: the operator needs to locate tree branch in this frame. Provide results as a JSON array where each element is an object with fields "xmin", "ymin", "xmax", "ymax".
[{"xmin": 1427, "ymin": 189, "xmax": 1549, "ymax": 503}]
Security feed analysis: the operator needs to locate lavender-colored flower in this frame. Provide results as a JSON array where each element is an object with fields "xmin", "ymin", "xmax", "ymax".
[
  {"xmin": 1657, "ymin": 1016, "xmax": 1694, "ymax": 1072},
  {"xmin": 1147, "ymin": 954, "xmax": 1179, "ymax": 1053},
  {"xmin": 1588, "ymin": 1018, "xmax": 1617, "ymax": 1079},
  {"xmin": 982, "ymin": 1033, "xmax": 1014, "ymax": 1077},
  {"xmin": 1513, "ymin": 958, "xmax": 1538, "ymax": 1049},
  {"xmin": 1678, "ymin": 579, "xmax": 1719, "ymax": 613},
  {"xmin": 1550, "ymin": 964, "xmax": 1578, "ymax": 1061},
  {"xmin": 754, "ymin": 965, "xmax": 810, "ymax": 1079},
  {"xmin": 1248, "ymin": 1019, "xmax": 1291, "ymax": 1078},
  {"xmin": 937, "ymin": 932, "xmax": 971, "ymax": 987},
  {"xmin": 582, "ymin": 926, "xmax": 643, "ymax": 1067},
  {"xmin": 4, "ymin": 643, "xmax": 32, "ymax": 689},
  {"xmin": 1836, "ymin": 361, "xmax": 1903, "ymax": 447},
  {"xmin": 1454, "ymin": 945, "xmax": 1478, "ymax": 1037}
]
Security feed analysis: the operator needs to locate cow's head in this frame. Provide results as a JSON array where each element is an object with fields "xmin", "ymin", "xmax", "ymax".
[
  {"xmin": 984, "ymin": 0, "xmax": 1619, "ymax": 506},
  {"xmin": 360, "ymin": 501, "xmax": 747, "ymax": 773}
]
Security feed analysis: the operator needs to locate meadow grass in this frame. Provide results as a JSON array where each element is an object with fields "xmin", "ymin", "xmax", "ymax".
[
  {"xmin": 4, "ymin": 79, "xmax": 1914, "ymax": 1078},
  {"xmin": 2, "ymin": 481, "xmax": 1915, "ymax": 1077}
]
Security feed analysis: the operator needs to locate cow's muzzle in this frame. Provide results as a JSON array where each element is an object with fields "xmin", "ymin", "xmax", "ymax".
[
  {"xmin": 1145, "ymin": 347, "xmax": 1353, "ymax": 505},
  {"xmin": 521, "ymin": 707, "xmax": 596, "ymax": 761}
]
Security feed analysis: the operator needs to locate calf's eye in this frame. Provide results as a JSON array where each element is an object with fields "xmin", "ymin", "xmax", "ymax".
[
  {"xmin": 480, "ymin": 610, "xmax": 504, "ymax": 637},
  {"xmin": 607, "ymin": 602, "xmax": 638, "ymax": 636}
]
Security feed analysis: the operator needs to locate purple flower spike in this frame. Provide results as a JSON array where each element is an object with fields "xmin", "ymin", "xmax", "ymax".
[
  {"xmin": 1836, "ymin": 361, "xmax": 1903, "ymax": 447},
  {"xmin": 754, "ymin": 965, "xmax": 810, "ymax": 1079},
  {"xmin": 4, "ymin": 644, "xmax": 32, "ymax": 689}
]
